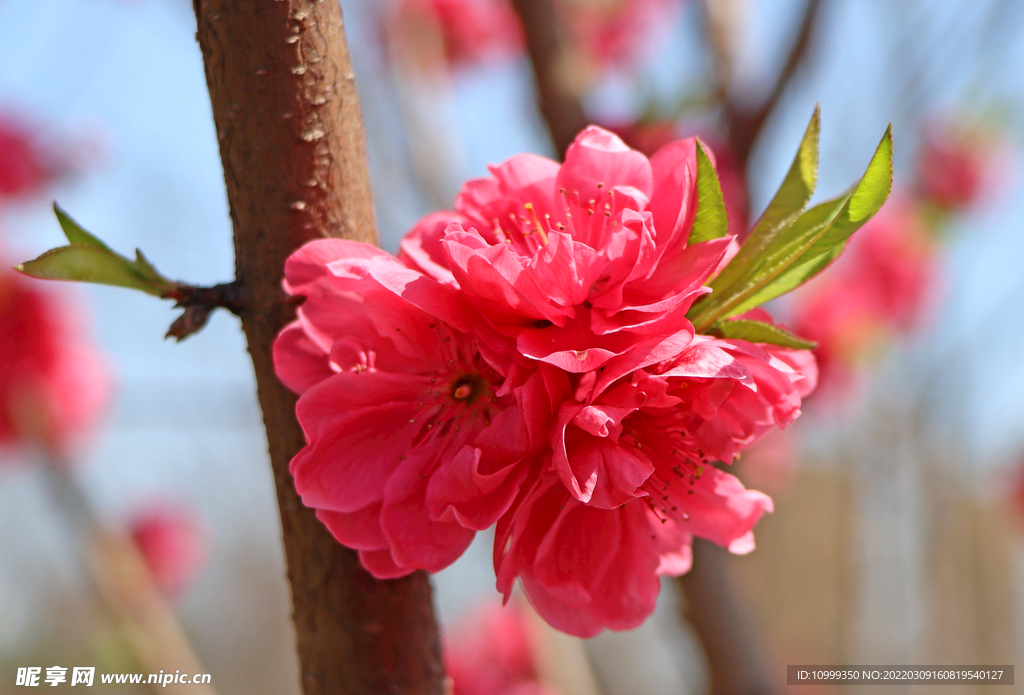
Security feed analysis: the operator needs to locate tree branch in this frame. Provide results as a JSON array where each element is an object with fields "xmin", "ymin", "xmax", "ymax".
[
  {"xmin": 191, "ymin": 2, "xmax": 445, "ymax": 693},
  {"xmin": 511, "ymin": 0, "xmax": 588, "ymax": 157},
  {"xmin": 721, "ymin": 0, "xmax": 823, "ymax": 169}
]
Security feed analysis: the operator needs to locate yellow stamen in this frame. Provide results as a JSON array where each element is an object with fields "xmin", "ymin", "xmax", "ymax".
[{"xmin": 523, "ymin": 202, "xmax": 549, "ymax": 246}]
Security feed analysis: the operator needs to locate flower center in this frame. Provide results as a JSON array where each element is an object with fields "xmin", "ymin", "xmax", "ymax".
[{"xmin": 450, "ymin": 373, "xmax": 486, "ymax": 406}]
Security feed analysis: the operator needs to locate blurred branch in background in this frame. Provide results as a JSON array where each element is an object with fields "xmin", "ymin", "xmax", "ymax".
[
  {"xmin": 511, "ymin": 0, "xmax": 588, "ymax": 156},
  {"xmin": 40, "ymin": 457, "xmax": 215, "ymax": 695},
  {"xmin": 679, "ymin": 541, "xmax": 774, "ymax": 695},
  {"xmin": 717, "ymin": 0, "xmax": 822, "ymax": 170},
  {"xmin": 379, "ymin": 0, "xmax": 467, "ymax": 209}
]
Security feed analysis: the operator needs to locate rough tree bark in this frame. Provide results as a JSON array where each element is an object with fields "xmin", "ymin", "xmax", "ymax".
[{"xmin": 191, "ymin": 2, "xmax": 445, "ymax": 693}]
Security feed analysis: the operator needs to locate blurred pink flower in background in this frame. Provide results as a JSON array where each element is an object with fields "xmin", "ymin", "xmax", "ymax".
[
  {"xmin": 446, "ymin": 602, "xmax": 559, "ymax": 695},
  {"xmin": 274, "ymin": 126, "xmax": 818, "ymax": 636},
  {"xmin": 387, "ymin": 0, "xmax": 524, "ymax": 71},
  {"xmin": 0, "ymin": 259, "xmax": 109, "ymax": 457},
  {"xmin": 0, "ymin": 109, "xmax": 109, "ymax": 458},
  {"xmin": 0, "ymin": 116, "xmax": 54, "ymax": 201},
  {"xmin": 559, "ymin": 0, "xmax": 680, "ymax": 70},
  {"xmin": 791, "ymin": 195, "xmax": 937, "ymax": 402},
  {"xmin": 917, "ymin": 118, "xmax": 1011, "ymax": 211},
  {"xmin": 129, "ymin": 506, "xmax": 207, "ymax": 596}
]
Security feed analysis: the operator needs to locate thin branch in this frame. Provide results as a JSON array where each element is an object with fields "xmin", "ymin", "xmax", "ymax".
[{"xmin": 677, "ymin": 541, "xmax": 776, "ymax": 695}]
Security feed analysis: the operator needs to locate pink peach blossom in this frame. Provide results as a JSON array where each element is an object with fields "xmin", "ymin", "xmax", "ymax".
[
  {"xmin": 402, "ymin": 127, "xmax": 733, "ymax": 378},
  {"xmin": 492, "ymin": 323, "xmax": 812, "ymax": 635},
  {"xmin": 274, "ymin": 239, "xmax": 524, "ymax": 577},
  {"xmin": 275, "ymin": 127, "xmax": 819, "ymax": 636}
]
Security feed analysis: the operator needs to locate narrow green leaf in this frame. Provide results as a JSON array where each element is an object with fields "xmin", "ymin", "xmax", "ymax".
[
  {"xmin": 709, "ymin": 106, "xmax": 820, "ymax": 294},
  {"xmin": 709, "ymin": 319, "xmax": 817, "ymax": 350},
  {"xmin": 17, "ymin": 245, "xmax": 175, "ymax": 296},
  {"xmin": 54, "ymin": 203, "xmax": 111, "ymax": 250},
  {"xmin": 728, "ymin": 239, "xmax": 844, "ymax": 317},
  {"xmin": 689, "ymin": 125, "xmax": 893, "ymax": 330},
  {"xmin": 803, "ymin": 124, "xmax": 893, "ymax": 258},
  {"xmin": 687, "ymin": 139, "xmax": 729, "ymax": 245},
  {"xmin": 724, "ymin": 196, "xmax": 849, "ymax": 316}
]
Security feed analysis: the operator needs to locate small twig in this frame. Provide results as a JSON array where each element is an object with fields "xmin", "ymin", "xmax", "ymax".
[{"xmin": 163, "ymin": 280, "xmax": 245, "ymax": 342}]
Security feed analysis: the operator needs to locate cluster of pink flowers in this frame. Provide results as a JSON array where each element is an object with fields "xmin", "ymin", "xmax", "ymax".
[
  {"xmin": 790, "ymin": 195, "xmax": 937, "ymax": 401},
  {"xmin": 446, "ymin": 602, "xmax": 557, "ymax": 695},
  {"xmin": 273, "ymin": 126, "xmax": 817, "ymax": 635}
]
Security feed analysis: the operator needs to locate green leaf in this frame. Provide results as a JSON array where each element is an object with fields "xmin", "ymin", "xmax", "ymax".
[
  {"xmin": 687, "ymin": 139, "xmax": 730, "ymax": 245},
  {"xmin": 17, "ymin": 206, "xmax": 180, "ymax": 297},
  {"xmin": 724, "ymin": 196, "xmax": 848, "ymax": 316},
  {"xmin": 54, "ymin": 203, "xmax": 111, "ymax": 250},
  {"xmin": 17, "ymin": 245, "xmax": 176, "ymax": 296},
  {"xmin": 689, "ymin": 124, "xmax": 893, "ymax": 331},
  {"xmin": 133, "ymin": 249, "xmax": 165, "ymax": 283},
  {"xmin": 802, "ymin": 124, "xmax": 893, "ymax": 259},
  {"xmin": 710, "ymin": 105, "xmax": 820, "ymax": 293},
  {"xmin": 709, "ymin": 318, "xmax": 817, "ymax": 350}
]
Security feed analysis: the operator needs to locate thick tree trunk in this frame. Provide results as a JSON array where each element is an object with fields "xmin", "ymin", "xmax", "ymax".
[{"xmin": 191, "ymin": 2, "xmax": 446, "ymax": 693}]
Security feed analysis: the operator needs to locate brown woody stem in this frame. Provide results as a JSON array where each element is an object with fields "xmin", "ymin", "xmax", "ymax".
[
  {"xmin": 164, "ymin": 281, "xmax": 245, "ymax": 342},
  {"xmin": 191, "ymin": 2, "xmax": 445, "ymax": 694}
]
